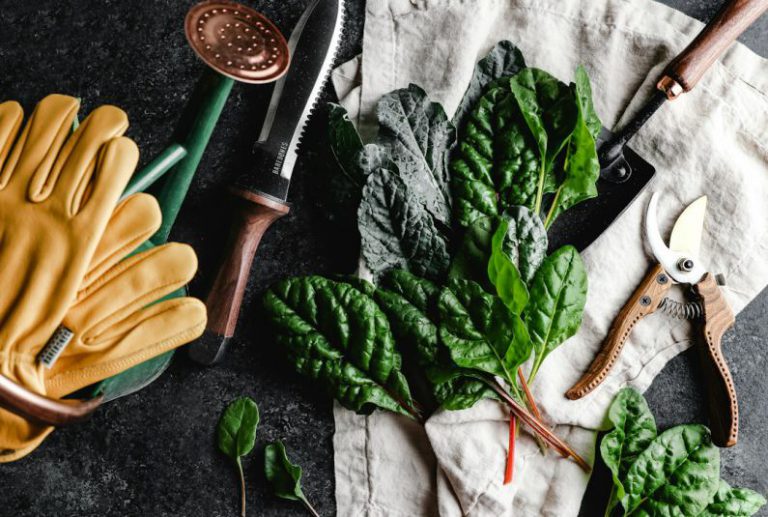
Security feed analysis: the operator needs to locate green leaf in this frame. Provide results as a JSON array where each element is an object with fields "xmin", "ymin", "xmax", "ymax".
[
  {"xmin": 449, "ymin": 216, "xmax": 495, "ymax": 288},
  {"xmin": 488, "ymin": 219, "xmax": 528, "ymax": 314},
  {"xmin": 358, "ymin": 169, "xmax": 450, "ymax": 280},
  {"xmin": 264, "ymin": 441, "xmax": 306, "ymax": 502},
  {"xmin": 263, "ymin": 276, "xmax": 415, "ymax": 418},
  {"xmin": 622, "ymin": 425, "xmax": 721, "ymax": 516},
  {"xmin": 525, "ymin": 246, "xmax": 587, "ymax": 376},
  {"xmin": 499, "ymin": 206, "xmax": 547, "ymax": 285},
  {"xmin": 698, "ymin": 480, "xmax": 767, "ymax": 516},
  {"xmin": 438, "ymin": 278, "xmax": 532, "ymax": 383},
  {"xmin": 375, "ymin": 270, "xmax": 491, "ymax": 410},
  {"xmin": 544, "ymin": 67, "xmax": 601, "ymax": 228},
  {"xmin": 376, "ymin": 84, "xmax": 455, "ymax": 224},
  {"xmin": 453, "ymin": 40, "xmax": 526, "ymax": 127},
  {"xmin": 328, "ymin": 103, "xmax": 365, "ymax": 188},
  {"xmin": 600, "ymin": 388, "xmax": 657, "ymax": 512},
  {"xmin": 217, "ymin": 397, "xmax": 260, "ymax": 461}
]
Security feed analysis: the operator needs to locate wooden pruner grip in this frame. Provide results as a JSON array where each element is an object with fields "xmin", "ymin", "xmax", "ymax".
[
  {"xmin": 0, "ymin": 374, "xmax": 103, "ymax": 426},
  {"xmin": 188, "ymin": 188, "xmax": 289, "ymax": 365},
  {"xmin": 658, "ymin": 0, "xmax": 768, "ymax": 98},
  {"xmin": 567, "ymin": 264, "xmax": 671, "ymax": 400},
  {"xmin": 693, "ymin": 273, "xmax": 738, "ymax": 447}
]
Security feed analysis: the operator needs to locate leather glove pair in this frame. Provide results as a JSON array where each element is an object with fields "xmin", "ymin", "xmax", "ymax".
[{"xmin": 0, "ymin": 95, "xmax": 206, "ymax": 461}]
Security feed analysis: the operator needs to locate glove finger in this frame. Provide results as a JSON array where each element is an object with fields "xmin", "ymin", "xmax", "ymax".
[
  {"xmin": 0, "ymin": 94, "xmax": 79, "ymax": 192},
  {"xmin": 0, "ymin": 101, "xmax": 23, "ymax": 172},
  {"xmin": 70, "ymin": 242, "xmax": 197, "ymax": 326},
  {"xmin": 74, "ymin": 136, "xmax": 138, "ymax": 219},
  {"xmin": 81, "ymin": 193, "xmax": 161, "ymax": 289},
  {"xmin": 46, "ymin": 297, "xmax": 206, "ymax": 398}
]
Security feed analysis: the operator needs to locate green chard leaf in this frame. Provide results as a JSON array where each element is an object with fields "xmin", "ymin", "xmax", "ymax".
[
  {"xmin": 375, "ymin": 84, "xmax": 455, "ymax": 224},
  {"xmin": 450, "ymin": 216, "xmax": 495, "ymax": 288},
  {"xmin": 263, "ymin": 276, "xmax": 416, "ymax": 418},
  {"xmin": 438, "ymin": 278, "xmax": 532, "ymax": 384},
  {"xmin": 525, "ymin": 245, "xmax": 587, "ymax": 378},
  {"xmin": 217, "ymin": 397, "xmax": 259, "ymax": 517},
  {"xmin": 698, "ymin": 480, "xmax": 767, "ymax": 516},
  {"xmin": 544, "ymin": 66, "xmax": 601, "ymax": 228},
  {"xmin": 622, "ymin": 425, "xmax": 720, "ymax": 516},
  {"xmin": 375, "ymin": 269, "xmax": 491, "ymax": 410},
  {"xmin": 453, "ymin": 40, "xmax": 526, "ymax": 128},
  {"xmin": 328, "ymin": 103, "xmax": 365, "ymax": 188},
  {"xmin": 600, "ymin": 388, "xmax": 657, "ymax": 513},
  {"xmin": 488, "ymin": 218, "xmax": 529, "ymax": 314},
  {"xmin": 264, "ymin": 441, "xmax": 320, "ymax": 517},
  {"xmin": 358, "ymin": 169, "xmax": 450, "ymax": 280}
]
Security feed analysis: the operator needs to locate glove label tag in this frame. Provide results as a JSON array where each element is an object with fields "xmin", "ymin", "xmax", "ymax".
[{"xmin": 38, "ymin": 326, "xmax": 74, "ymax": 369}]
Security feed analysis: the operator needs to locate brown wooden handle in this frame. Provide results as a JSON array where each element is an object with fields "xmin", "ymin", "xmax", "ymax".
[
  {"xmin": 567, "ymin": 264, "xmax": 671, "ymax": 399},
  {"xmin": 658, "ymin": 0, "xmax": 768, "ymax": 98},
  {"xmin": 188, "ymin": 188, "xmax": 289, "ymax": 365},
  {"xmin": 693, "ymin": 273, "xmax": 738, "ymax": 447},
  {"xmin": 0, "ymin": 374, "xmax": 102, "ymax": 426}
]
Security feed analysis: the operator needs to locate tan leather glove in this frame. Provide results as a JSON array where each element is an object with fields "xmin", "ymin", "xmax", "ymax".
[{"xmin": 0, "ymin": 95, "xmax": 205, "ymax": 461}]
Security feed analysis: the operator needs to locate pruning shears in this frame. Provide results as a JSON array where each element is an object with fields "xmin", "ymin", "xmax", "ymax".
[{"xmin": 566, "ymin": 192, "xmax": 738, "ymax": 447}]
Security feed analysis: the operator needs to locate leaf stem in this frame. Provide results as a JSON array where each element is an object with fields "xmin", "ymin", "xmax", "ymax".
[
  {"xmin": 604, "ymin": 485, "xmax": 618, "ymax": 517},
  {"xmin": 504, "ymin": 414, "xmax": 516, "ymax": 484},
  {"xmin": 301, "ymin": 496, "xmax": 321, "ymax": 517},
  {"xmin": 484, "ymin": 378, "xmax": 591, "ymax": 472},
  {"xmin": 543, "ymin": 188, "xmax": 561, "ymax": 229},
  {"xmin": 237, "ymin": 458, "xmax": 246, "ymax": 517},
  {"xmin": 533, "ymin": 163, "xmax": 546, "ymax": 215}
]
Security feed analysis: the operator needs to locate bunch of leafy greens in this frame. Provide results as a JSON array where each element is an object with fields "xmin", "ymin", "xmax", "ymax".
[
  {"xmin": 601, "ymin": 388, "xmax": 766, "ymax": 517},
  {"xmin": 266, "ymin": 41, "xmax": 599, "ymax": 479}
]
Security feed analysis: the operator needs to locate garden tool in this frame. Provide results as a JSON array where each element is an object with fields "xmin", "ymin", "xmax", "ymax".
[
  {"xmin": 567, "ymin": 193, "xmax": 738, "ymax": 447},
  {"xmin": 0, "ymin": 192, "xmax": 206, "ymax": 462},
  {"xmin": 189, "ymin": 0, "xmax": 345, "ymax": 365},
  {"xmin": 554, "ymin": 0, "xmax": 768, "ymax": 251}
]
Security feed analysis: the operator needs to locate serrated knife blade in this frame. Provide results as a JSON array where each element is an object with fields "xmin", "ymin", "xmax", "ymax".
[{"xmin": 189, "ymin": 0, "xmax": 345, "ymax": 365}]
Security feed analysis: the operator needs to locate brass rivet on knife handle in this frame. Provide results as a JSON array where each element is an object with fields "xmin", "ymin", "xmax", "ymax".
[
  {"xmin": 658, "ymin": 0, "xmax": 768, "ymax": 99},
  {"xmin": 693, "ymin": 273, "xmax": 739, "ymax": 447},
  {"xmin": 185, "ymin": 1, "xmax": 290, "ymax": 84},
  {"xmin": 189, "ymin": 189, "xmax": 289, "ymax": 365},
  {"xmin": 566, "ymin": 264, "xmax": 671, "ymax": 400},
  {"xmin": 0, "ymin": 374, "xmax": 103, "ymax": 426}
]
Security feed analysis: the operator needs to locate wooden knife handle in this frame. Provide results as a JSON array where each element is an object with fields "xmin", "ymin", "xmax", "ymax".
[
  {"xmin": 693, "ymin": 273, "xmax": 738, "ymax": 447},
  {"xmin": 188, "ymin": 188, "xmax": 289, "ymax": 365},
  {"xmin": 658, "ymin": 0, "xmax": 768, "ymax": 98},
  {"xmin": 566, "ymin": 264, "xmax": 671, "ymax": 400}
]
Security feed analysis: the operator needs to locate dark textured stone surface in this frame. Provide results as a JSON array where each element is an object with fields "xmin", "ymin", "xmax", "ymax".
[{"xmin": 0, "ymin": 1, "xmax": 765, "ymax": 516}]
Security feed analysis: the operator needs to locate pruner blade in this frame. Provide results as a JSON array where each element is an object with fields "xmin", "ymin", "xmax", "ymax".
[{"xmin": 645, "ymin": 192, "xmax": 708, "ymax": 285}]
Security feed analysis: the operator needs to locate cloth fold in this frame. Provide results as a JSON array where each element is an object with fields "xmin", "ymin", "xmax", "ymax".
[{"xmin": 331, "ymin": 0, "xmax": 768, "ymax": 514}]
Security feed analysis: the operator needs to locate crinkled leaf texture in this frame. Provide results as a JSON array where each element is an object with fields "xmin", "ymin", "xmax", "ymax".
[
  {"xmin": 622, "ymin": 425, "xmax": 720, "ymax": 516},
  {"xmin": 438, "ymin": 278, "xmax": 531, "ymax": 383},
  {"xmin": 600, "ymin": 388, "xmax": 657, "ymax": 512},
  {"xmin": 453, "ymin": 40, "xmax": 526, "ymax": 127},
  {"xmin": 375, "ymin": 270, "xmax": 491, "ymax": 410},
  {"xmin": 264, "ymin": 441, "xmax": 306, "ymax": 502},
  {"xmin": 217, "ymin": 397, "xmax": 260, "ymax": 461},
  {"xmin": 525, "ymin": 245, "xmax": 587, "ymax": 371},
  {"xmin": 263, "ymin": 276, "xmax": 414, "ymax": 417},
  {"xmin": 376, "ymin": 84, "xmax": 455, "ymax": 224},
  {"xmin": 698, "ymin": 480, "xmax": 767, "ymax": 516},
  {"xmin": 358, "ymin": 169, "xmax": 450, "ymax": 280}
]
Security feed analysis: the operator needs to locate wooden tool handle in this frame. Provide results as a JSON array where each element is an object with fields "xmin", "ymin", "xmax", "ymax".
[
  {"xmin": 188, "ymin": 188, "xmax": 289, "ymax": 365},
  {"xmin": 658, "ymin": 0, "xmax": 768, "ymax": 98},
  {"xmin": 567, "ymin": 264, "xmax": 671, "ymax": 400},
  {"xmin": 0, "ymin": 374, "xmax": 102, "ymax": 426},
  {"xmin": 693, "ymin": 273, "xmax": 738, "ymax": 447}
]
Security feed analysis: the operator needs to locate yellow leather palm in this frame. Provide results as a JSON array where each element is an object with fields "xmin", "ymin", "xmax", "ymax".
[{"xmin": 0, "ymin": 96, "xmax": 206, "ymax": 461}]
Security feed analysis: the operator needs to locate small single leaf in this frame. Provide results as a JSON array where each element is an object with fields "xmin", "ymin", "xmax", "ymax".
[
  {"xmin": 358, "ymin": 169, "xmax": 450, "ymax": 280},
  {"xmin": 488, "ymin": 219, "xmax": 528, "ymax": 314},
  {"xmin": 328, "ymin": 103, "xmax": 365, "ymax": 188},
  {"xmin": 500, "ymin": 206, "xmax": 548, "ymax": 285},
  {"xmin": 438, "ymin": 278, "xmax": 531, "ymax": 383},
  {"xmin": 526, "ymin": 246, "xmax": 587, "ymax": 376},
  {"xmin": 264, "ymin": 441, "xmax": 306, "ymax": 502},
  {"xmin": 453, "ymin": 40, "xmax": 526, "ymax": 127},
  {"xmin": 217, "ymin": 397, "xmax": 260, "ymax": 461},
  {"xmin": 600, "ymin": 387, "xmax": 657, "ymax": 512},
  {"xmin": 622, "ymin": 425, "xmax": 720, "ymax": 516},
  {"xmin": 698, "ymin": 480, "xmax": 767, "ymax": 516}
]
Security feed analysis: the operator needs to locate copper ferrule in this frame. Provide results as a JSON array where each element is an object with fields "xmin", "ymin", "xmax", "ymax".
[
  {"xmin": 0, "ymin": 374, "xmax": 102, "ymax": 426},
  {"xmin": 657, "ymin": 75, "xmax": 685, "ymax": 100}
]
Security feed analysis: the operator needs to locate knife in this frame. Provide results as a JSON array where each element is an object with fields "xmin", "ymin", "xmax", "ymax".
[
  {"xmin": 188, "ymin": 0, "xmax": 346, "ymax": 365},
  {"xmin": 550, "ymin": 0, "xmax": 768, "ymax": 253}
]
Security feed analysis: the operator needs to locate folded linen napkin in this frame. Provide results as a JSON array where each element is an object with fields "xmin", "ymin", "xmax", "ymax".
[{"xmin": 331, "ymin": 0, "xmax": 768, "ymax": 514}]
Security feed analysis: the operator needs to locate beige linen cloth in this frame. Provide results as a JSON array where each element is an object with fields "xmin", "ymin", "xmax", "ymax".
[{"xmin": 330, "ymin": 0, "xmax": 768, "ymax": 514}]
